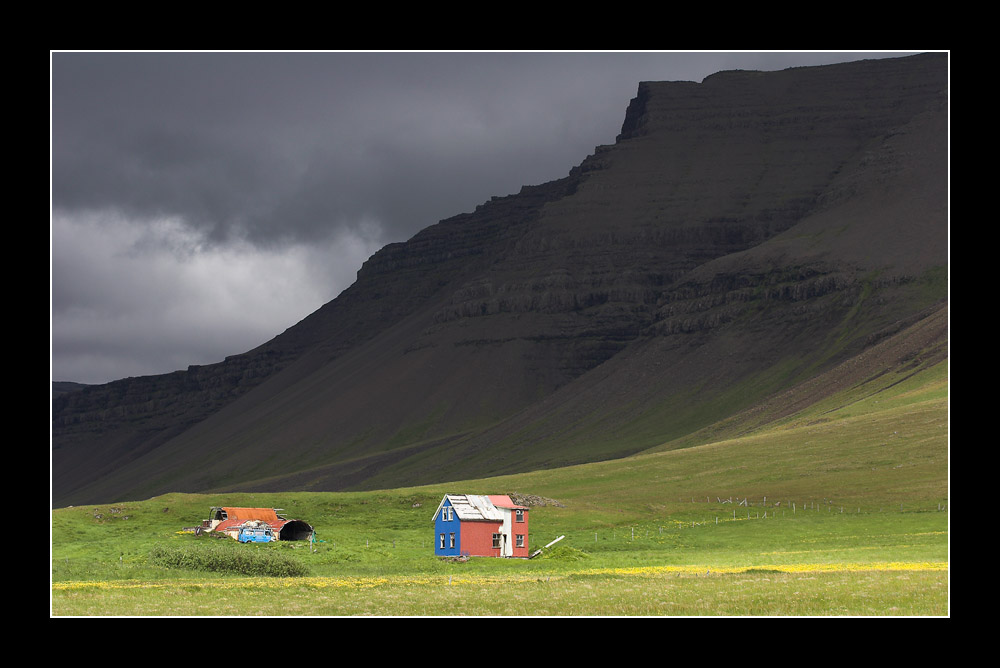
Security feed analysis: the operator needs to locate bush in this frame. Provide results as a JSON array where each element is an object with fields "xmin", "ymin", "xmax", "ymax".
[
  {"xmin": 149, "ymin": 542, "xmax": 309, "ymax": 577},
  {"xmin": 539, "ymin": 545, "xmax": 590, "ymax": 561}
]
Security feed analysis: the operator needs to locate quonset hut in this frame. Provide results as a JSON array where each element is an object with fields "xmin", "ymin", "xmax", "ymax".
[
  {"xmin": 204, "ymin": 507, "xmax": 314, "ymax": 542},
  {"xmin": 433, "ymin": 494, "xmax": 529, "ymax": 558}
]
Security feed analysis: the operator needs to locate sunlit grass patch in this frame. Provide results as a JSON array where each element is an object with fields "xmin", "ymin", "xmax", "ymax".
[{"xmin": 53, "ymin": 567, "xmax": 947, "ymax": 616}]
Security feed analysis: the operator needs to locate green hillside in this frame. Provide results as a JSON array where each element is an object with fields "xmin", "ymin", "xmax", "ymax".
[{"xmin": 52, "ymin": 354, "xmax": 948, "ymax": 616}]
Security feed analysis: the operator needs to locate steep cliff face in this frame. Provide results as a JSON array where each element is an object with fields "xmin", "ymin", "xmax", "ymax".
[
  {"xmin": 52, "ymin": 54, "xmax": 948, "ymax": 507},
  {"xmin": 409, "ymin": 52, "xmax": 946, "ymax": 390}
]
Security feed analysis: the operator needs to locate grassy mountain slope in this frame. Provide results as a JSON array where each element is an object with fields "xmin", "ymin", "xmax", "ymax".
[
  {"xmin": 52, "ymin": 352, "xmax": 947, "ymax": 614},
  {"xmin": 52, "ymin": 54, "xmax": 948, "ymax": 508}
]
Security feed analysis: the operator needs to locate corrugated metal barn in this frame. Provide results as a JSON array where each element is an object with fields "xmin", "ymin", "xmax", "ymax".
[
  {"xmin": 433, "ymin": 494, "xmax": 529, "ymax": 558},
  {"xmin": 204, "ymin": 506, "xmax": 314, "ymax": 541}
]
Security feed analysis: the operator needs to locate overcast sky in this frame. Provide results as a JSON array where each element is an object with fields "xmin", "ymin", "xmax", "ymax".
[{"xmin": 51, "ymin": 51, "xmax": 923, "ymax": 385}]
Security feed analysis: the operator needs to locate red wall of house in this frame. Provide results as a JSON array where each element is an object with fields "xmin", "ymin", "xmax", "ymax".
[
  {"xmin": 511, "ymin": 508, "xmax": 529, "ymax": 558},
  {"xmin": 462, "ymin": 521, "xmax": 503, "ymax": 557}
]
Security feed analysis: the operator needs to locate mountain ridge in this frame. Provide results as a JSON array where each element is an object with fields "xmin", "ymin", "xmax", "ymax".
[{"xmin": 52, "ymin": 53, "xmax": 948, "ymax": 507}]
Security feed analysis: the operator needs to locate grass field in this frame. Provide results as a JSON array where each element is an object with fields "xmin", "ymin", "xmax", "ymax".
[{"xmin": 51, "ymin": 360, "xmax": 948, "ymax": 616}]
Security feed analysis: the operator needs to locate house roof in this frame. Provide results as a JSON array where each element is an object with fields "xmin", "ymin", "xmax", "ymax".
[
  {"xmin": 488, "ymin": 495, "xmax": 527, "ymax": 510},
  {"xmin": 221, "ymin": 507, "xmax": 282, "ymax": 522},
  {"xmin": 433, "ymin": 494, "xmax": 527, "ymax": 522}
]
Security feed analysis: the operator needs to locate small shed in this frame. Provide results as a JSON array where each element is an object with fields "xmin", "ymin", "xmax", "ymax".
[
  {"xmin": 203, "ymin": 506, "xmax": 314, "ymax": 541},
  {"xmin": 432, "ymin": 494, "xmax": 529, "ymax": 558}
]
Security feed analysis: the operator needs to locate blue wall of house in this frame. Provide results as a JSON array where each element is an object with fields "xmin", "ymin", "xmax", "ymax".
[{"xmin": 434, "ymin": 498, "xmax": 462, "ymax": 556}]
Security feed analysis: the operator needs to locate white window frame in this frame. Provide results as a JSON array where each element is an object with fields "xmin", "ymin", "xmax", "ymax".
[
  {"xmin": 516, "ymin": 534, "xmax": 524, "ymax": 548},
  {"xmin": 449, "ymin": 532, "xmax": 456, "ymax": 549},
  {"xmin": 515, "ymin": 509, "xmax": 524, "ymax": 523},
  {"xmin": 439, "ymin": 533, "xmax": 445, "ymax": 549}
]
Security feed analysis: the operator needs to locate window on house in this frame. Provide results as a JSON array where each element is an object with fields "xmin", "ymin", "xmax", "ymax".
[
  {"xmin": 448, "ymin": 507, "xmax": 454, "ymax": 521},
  {"xmin": 449, "ymin": 532, "xmax": 455, "ymax": 549},
  {"xmin": 515, "ymin": 509, "xmax": 524, "ymax": 522},
  {"xmin": 439, "ymin": 533, "xmax": 445, "ymax": 549},
  {"xmin": 492, "ymin": 533, "xmax": 502, "ymax": 549},
  {"xmin": 516, "ymin": 534, "xmax": 524, "ymax": 548}
]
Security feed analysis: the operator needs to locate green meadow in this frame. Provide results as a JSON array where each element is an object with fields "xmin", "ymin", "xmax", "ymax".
[{"xmin": 51, "ymin": 360, "xmax": 948, "ymax": 616}]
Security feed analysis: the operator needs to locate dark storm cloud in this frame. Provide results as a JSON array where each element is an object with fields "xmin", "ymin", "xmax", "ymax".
[
  {"xmin": 51, "ymin": 51, "xmax": 922, "ymax": 384},
  {"xmin": 53, "ymin": 52, "xmax": 605, "ymax": 245}
]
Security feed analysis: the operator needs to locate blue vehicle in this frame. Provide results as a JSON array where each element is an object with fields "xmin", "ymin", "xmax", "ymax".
[{"xmin": 238, "ymin": 523, "xmax": 275, "ymax": 543}]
